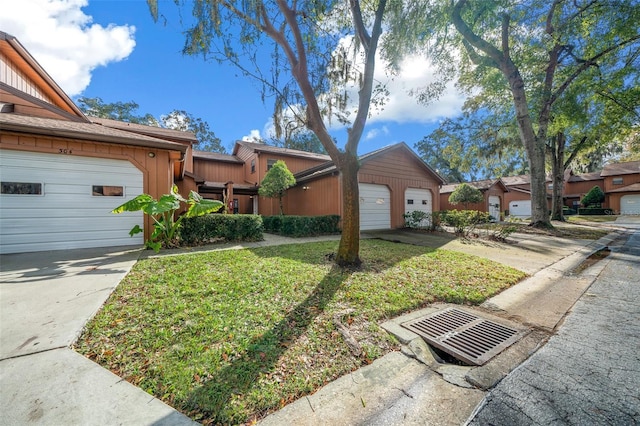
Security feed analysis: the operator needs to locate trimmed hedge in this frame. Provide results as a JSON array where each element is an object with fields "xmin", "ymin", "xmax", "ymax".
[
  {"xmin": 577, "ymin": 208, "xmax": 614, "ymax": 216},
  {"xmin": 262, "ymin": 215, "xmax": 341, "ymax": 237},
  {"xmin": 179, "ymin": 214, "xmax": 263, "ymax": 245}
]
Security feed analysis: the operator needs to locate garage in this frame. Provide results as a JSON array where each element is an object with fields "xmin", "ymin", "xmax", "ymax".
[
  {"xmin": 620, "ymin": 194, "xmax": 640, "ymax": 215},
  {"xmin": 0, "ymin": 150, "xmax": 144, "ymax": 254},
  {"xmin": 509, "ymin": 200, "xmax": 531, "ymax": 218},
  {"xmin": 405, "ymin": 188, "xmax": 433, "ymax": 227},
  {"xmin": 359, "ymin": 183, "xmax": 391, "ymax": 230}
]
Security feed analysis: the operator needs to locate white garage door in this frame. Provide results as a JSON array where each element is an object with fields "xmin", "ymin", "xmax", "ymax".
[
  {"xmin": 509, "ymin": 200, "xmax": 531, "ymax": 218},
  {"xmin": 0, "ymin": 150, "xmax": 144, "ymax": 254},
  {"xmin": 620, "ymin": 194, "xmax": 640, "ymax": 215},
  {"xmin": 359, "ymin": 183, "xmax": 390, "ymax": 230},
  {"xmin": 405, "ymin": 188, "xmax": 432, "ymax": 227}
]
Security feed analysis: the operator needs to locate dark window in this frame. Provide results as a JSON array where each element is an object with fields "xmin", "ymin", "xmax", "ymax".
[
  {"xmin": 92, "ymin": 185, "xmax": 124, "ymax": 196},
  {"xmin": 1, "ymin": 182, "xmax": 42, "ymax": 195},
  {"xmin": 613, "ymin": 177, "xmax": 623, "ymax": 185},
  {"xmin": 267, "ymin": 159, "xmax": 277, "ymax": 170},
  {"xmin": 251, "ymin": 159, "xmax": 256, "ymax": 173},
  {"xmin": 407, "ymin": 199, "xmax": 414, "ymax": 205}
]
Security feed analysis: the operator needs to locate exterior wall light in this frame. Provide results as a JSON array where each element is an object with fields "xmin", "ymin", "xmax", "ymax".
[
  {"xmin": 303, "ymin": 186, "xmax": 310, "ymax": 190},
  {"xmin": 148, "ymin": 152, "xmax": 156, "ymax": 158}
]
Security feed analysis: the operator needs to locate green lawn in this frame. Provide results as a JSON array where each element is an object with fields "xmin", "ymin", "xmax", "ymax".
[
  {"xmin": 567, "ymin": 215, "xmax": 619, "ymax": 223},
  {"xmin": 75, "ymin": 239, "xmax": 525, "ymax": 424}
]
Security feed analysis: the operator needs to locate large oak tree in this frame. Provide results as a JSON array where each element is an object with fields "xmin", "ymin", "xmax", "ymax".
[{"xmin": 148, "ymin": 0, "xmax": 392, "ymax": 266}]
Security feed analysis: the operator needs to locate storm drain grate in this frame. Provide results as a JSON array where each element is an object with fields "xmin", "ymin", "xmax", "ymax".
[{"xmin": 402, "ymin": 308, "xmax": 525, "ymax": 366}]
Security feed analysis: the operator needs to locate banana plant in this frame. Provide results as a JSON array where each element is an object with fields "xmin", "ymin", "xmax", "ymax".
[{"xmin": 112, "ymin": 185, "xmax": 223, "ymax": 252}]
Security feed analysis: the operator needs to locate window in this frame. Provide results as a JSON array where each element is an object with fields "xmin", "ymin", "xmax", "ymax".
[
  {"xmin": 92, "ymin": 185, "xmax": 124, "ymax": 196},
  {"xmin": 1, "ymin": 182, "xmax": 42, "ymax": 195},
  {"xmin": 267, "ymin": 159, "xmax": 277, "ymax": 170},
  {"xmin": 613, "ymin": 177, "xmax": 623, "ymax": 185},
  {"xmin": 407, "ymin": 199, "xmax": 414, "ymax": 205},
  {"xmin": 251, "ymin": 159, "xmax": 256, "ymax": 173},
  {"xmin": 547, "ymin": 184, "xmax": 554, "ymax": 189}
]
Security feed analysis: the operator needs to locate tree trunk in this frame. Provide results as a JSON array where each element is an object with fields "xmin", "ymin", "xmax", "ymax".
[
  {"xmin": 336, "ymin": 154, "xmax": 361, "ymax": 267},
  {"xmin": 550, "ymin": 132, "xmax": 566, "ymax": 221},
  {"xmin": 279, "ymin": 194, "xmax": 284, "ymax": 215}
]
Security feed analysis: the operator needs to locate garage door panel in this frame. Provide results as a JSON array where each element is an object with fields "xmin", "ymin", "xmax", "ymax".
[
  {"xmin": 1, "ymin": 150, "xmax": 144, "ymax": 254},
  {"xmin": 359, "ymin": 183, "xmax": 391, "ymax": 230},
  {"xmin": 405, "ymin": 188, "xmax": 433, "ymax": 227},
  {"xmin": 621, "ymin": 195, "xmax": 640, "ymax": 215}
]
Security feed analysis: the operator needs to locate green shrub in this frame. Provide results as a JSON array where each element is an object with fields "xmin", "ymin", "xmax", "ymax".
[
  {"xmin": 404, "ymin": 210, "xmax": 431, "ymax": 229},
  {"xmin": 180, "ymin": 214, "xmax": 263, "ymax": 245},
  {"xmin": 262, "ymin": 215, "xmax": 340, "ymax": 237},
  {"xmin": 577, "ymin": 208, "xmax": 614, "ymax": 216},
  {"xmin": 563, "ymin": 206, "xmax": 577, "ymax": 215},
  {"xmin": 581, "ymin": 186, "xmax": 605, "ymax": 207},
  {"xmin": 440, "ymin": 210, "xmax": 491, "ymax": 236}
]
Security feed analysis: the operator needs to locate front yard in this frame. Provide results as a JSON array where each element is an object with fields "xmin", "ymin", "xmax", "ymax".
[{"xmin": 75, "ymin": 239, "xmax": 526, "ymax": 424}]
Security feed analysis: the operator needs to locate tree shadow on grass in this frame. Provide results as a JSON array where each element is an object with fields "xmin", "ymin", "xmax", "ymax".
[{"xmin": 183, "ymin": 265, "xmax": 351, "ymax": 424}]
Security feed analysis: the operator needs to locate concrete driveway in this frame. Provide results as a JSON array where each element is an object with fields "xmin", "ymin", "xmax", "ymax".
[{"xmin": 0, "ymin": 246, "xmax": 196, "ymax": 425}]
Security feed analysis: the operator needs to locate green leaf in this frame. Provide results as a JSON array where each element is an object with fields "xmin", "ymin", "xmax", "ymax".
[
  {"xmin": 128, "ymin": 224, "xmax": 144, "ymax": 237},
  {"xmin": 185, "ymin": 198, "xmax": 224, "ymax": 218},
  {"xmin": 112, "ymin": 194, "xmax": 154, "ymax": 214}
]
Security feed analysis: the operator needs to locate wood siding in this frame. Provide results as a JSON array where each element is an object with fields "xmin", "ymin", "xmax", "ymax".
[
  {"xmin": 1, "ymin": 132, "xmax": 175, "ymax": 241},
  {"xmin": 563, "ymin": 179, "xmax": 604, "ymax": 207},
  {"xmin": 284, "ymin": 175, "xmax": 341, "ymax": 217},
  {"xmin": 0, "ymin": 88, "xmax": 72, "ymax": 120},
  {"xmin": 194, "ymin": 158, "xmax": 245, "ymax": 183},
  {"xmin": 0, "ymin": 52, "xmax": 54, "ymax": 104}
]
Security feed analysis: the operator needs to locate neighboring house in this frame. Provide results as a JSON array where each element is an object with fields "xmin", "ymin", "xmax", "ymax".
[
  {"xmin": 563, "ymin": 171, "xmax": 604, "ymax": 209},
  {"xmin": 600, "ymin": 161, "xmax": 640, "ymax": 214},
  {"xmin": 192, "ymin": 142, "xmax": 444, "ymax": 230},
  {"xmin": 440, "ymin": 179, "xmax": 508, "ymax": 220},
  {"xmin": 0, "ymin": 31, "xmax": 191, "ymax": 254}
]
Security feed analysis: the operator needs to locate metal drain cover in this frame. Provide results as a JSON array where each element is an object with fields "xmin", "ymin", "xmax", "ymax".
[{"xmin": 402, "ymin": 308, "xmax": 526, "ymax": 366}]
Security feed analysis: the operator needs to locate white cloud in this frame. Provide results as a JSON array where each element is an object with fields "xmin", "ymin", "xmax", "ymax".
[
  {"xmin": 365, "ymin": 125, "xmax": 389, "ymax": 140},
  {"xmin": 0, "ymin": 0, "xmax": 136, "ymax": 96},
  {"xmin": 242, "ymin": 129, "xmax": 263, "ymax": 142}
]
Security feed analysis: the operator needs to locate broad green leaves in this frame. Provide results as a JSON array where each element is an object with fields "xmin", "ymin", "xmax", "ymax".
[{"xmin": 112, "ymin": 185, "xmax": 223, "ymax": 252}]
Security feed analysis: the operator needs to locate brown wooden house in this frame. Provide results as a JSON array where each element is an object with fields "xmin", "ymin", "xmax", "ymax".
[
  {"xmin": 600, "ymin": 161, "xmax": 640, "ymax": 214},
  {"xmin": 0, "ymin": 31, "xmax": 191, "ymax": 254},
  {"xmin": 440, "ymin": 179, "xmax": 508, "ymax": 220}
]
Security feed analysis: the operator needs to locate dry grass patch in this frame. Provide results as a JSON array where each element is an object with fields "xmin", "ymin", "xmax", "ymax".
[{"xmin": 75, "ymin": 239, "xmax": 525, "ymax": 424}]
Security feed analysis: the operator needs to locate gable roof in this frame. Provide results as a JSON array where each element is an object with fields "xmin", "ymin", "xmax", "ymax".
[
  {"xmin": 0, "ymin": 31, "xmax": 86, "ymax": 120},
  {"xmin": 568, "ymin": 171, "xmax": 603, "ymax": 182},
  {"xmin": 0, "ymin": 113, "xmax": 186, "ymax": 152},
  {"xmin": 232, "ymin": 140, "xmax": 331, "ymax": 161},
  {"xmin": 193, "ymin": 150, "xmax": 244, "ymax": 164},
  {"xmin": 294, "ymin": 142, "xmax": 445, "ymax": 184},
  {"xmin": 601, "ymin": 161, "xmax": 640, "ymax": 177},
  {"xmin": 440, "ymin": 178, "xmax": 508, "ymax": 194},
  {"xmin": 89, "ymin": 117, "xmax": 197, "ymax": 144}
]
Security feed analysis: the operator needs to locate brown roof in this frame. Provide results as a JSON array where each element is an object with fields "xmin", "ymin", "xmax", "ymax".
[
  {"xmin": 440, "ymin": 178, "xmax": 508, "ymax": 194},
  {"xmin": 193, "ymin": 150, "xmax": 244, "ymax": 164},
  {"xmin": 294, "ymin": 142, "xmax": 445, "ymax": 184},
  {"xmin": 233, "ymin": 140, "xmax": 331, "ymax": 161},
  {"xmin": 601, "ymin": 161, "xmax": 640, "ymax": 177},
  {"xmin": 89, "ymin": 117, "xmax": 197, "ymax": 143},
  {"xmin": 0, "ymin": 113, "xmax": 186, "ymax": 152},
  {"xmin": 606, "ymin": 182, "xmax": 640, "ymax": 193},
  {"xmin": 568, "ymin": 171, "xmax": 603, "ymax": 182},
  {"xmin": 501, "ymin": 175, "xmax": 530, "ymax": 186}
]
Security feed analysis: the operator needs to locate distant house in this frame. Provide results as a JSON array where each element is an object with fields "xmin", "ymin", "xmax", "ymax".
[
  {"xmin": 192, "ymin": 142, "xmax": 445, "ymax": 230},
  {"xmin": 0, "ymin": 31, "xmax": 191, "ymax": 254},
  {"xmin": 440, "ymin": 179, "xmax": 508, "ymax": 220},
  {"xmin": 600, "ymin": 161, "xmax": 640, "ymax": 214},
  {"xmin": 563, "ymin": 172, "xmax": 604, "ymax": 209}
]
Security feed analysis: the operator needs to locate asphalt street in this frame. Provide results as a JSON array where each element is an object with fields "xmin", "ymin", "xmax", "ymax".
[{"xmin": 468, "ymin": 226, "xmax": 640, "ymax": 425}]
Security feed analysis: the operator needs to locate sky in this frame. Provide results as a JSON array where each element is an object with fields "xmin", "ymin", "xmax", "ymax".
[{"xmin": 0, "ymin": 0, "xmax": 467, "ymax": 154}]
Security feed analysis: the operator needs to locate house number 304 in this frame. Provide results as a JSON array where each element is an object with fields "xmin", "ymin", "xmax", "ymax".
[{"xmin": 58, "ymin": 149, "xmax": 73, "ymax": 154}]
